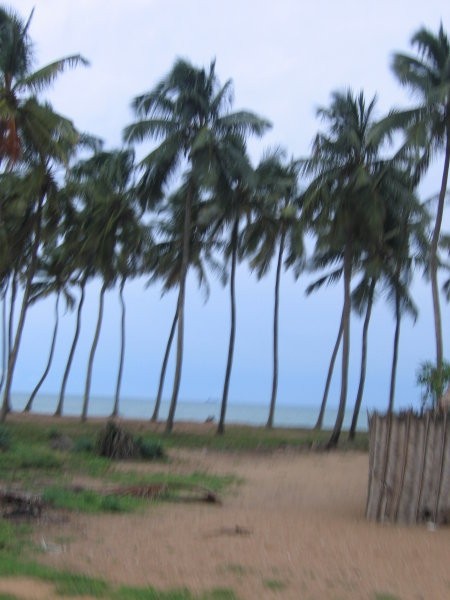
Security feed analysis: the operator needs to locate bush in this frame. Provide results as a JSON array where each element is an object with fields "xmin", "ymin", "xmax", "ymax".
[
  {"xmin": 73, "ymin": 436, "xmax": 94, "ymax": 453},
  {"xmin": 0, "ymin": 426, "xmax": 11, "ymax": 452},
  {"xmin": 416, "ymin": 360, "xmax": 450, "ymax": 410},
  {"xmin": 96, "ymin": 421, "xmax": 139, "ymax": 459},
  {"xmin": 135, "ymin": 437, "xmax": 165, "ymax": 460}
]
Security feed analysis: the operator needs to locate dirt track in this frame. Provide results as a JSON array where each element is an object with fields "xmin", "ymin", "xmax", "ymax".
[{"xmin": 18, "ymin": 448, "xmax": 449, "ymax": 600}]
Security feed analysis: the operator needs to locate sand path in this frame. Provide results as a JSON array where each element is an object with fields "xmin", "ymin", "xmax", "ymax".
[{"xmin": 23, "ymin": 448, "xmax": 450, "ymax": 600}]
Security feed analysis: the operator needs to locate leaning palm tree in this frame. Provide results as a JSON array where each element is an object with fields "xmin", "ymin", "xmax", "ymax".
[
  {"xmin": 67, "ymin": 149, "xmax": 139, "ymax": 422},
  {"xmin": 390, "ymin": 24, "xmax": 450, "ymax": 377},
  {"xmin": 302, "ymin": 90, "xmax": 393, "ymax": 447},
  {"xmin": 242, "ymin": 151, "xmax": 303, "ymax": 428},
  {"xmin": 0, "ymin": 6, "xmax": 86, "ymax": 421},
  {"xmin": 23, "ymin": 247, "xmax": 75, "ymax": 412},
  {"xmin": 147, "ymin": 185, "xmax": 221, "ymax": 422},
  {"xmin": 124, "ymin": 59, "xmax": 270, "ymax": 433}
]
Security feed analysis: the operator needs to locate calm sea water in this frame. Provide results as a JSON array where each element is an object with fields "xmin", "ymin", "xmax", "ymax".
[{"xmin": 11, "ymin": 392, "xmax": 368, "ymax": 430}]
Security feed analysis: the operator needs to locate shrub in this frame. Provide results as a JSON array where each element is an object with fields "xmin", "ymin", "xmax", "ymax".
[
  {"xmin": 73, "ymin": 436, "xmax": 94, "ymax": 453},
  {"xmin": 96, "ymin": 421, "xmax": 139, "ymax": 459},
  {"xmin": 0, "ymin": 426, "xmax": 11, "ymax": 452},
  {"xmin": 416, "ymin": 360, "xmax": 450, "ymax": 410},
  {"xmin": 134, "ymin": 437, "xmax": 165, "ymax": 460}
]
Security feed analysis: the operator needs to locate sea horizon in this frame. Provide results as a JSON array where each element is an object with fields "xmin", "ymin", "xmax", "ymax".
[{"xmin": 10, "ymin": 392, "xmax": 369, "ymax": 431}]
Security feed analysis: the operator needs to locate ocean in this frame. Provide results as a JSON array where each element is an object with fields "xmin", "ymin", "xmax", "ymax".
[{"xmin": 10, "ymin": 392, "xmax": 368, "ymax": 430}]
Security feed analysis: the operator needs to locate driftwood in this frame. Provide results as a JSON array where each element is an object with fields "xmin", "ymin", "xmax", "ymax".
[
  {"xmin": 70, "ymin": 482, "xmax": 221, "ymax": 505},
  {"xmin": 0, "ymin": 488, "xmax": 43, "ymax": 518}
]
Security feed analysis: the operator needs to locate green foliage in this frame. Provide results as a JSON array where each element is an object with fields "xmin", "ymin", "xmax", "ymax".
[
  {"xmin": 0, "ymin": 555, "xmax": 238, "ymax": 599},
  {"xmin": 0, "ymin": 426, "xmax": 11, "ymax": 451},
  {"xmin": 53, "ymin": 573, "xmax": 109, "ymax": 596},
  {"xmin": 47, "ymin": 427, "xmax": 60, "ymax": 440},
  {"xmin": 416, "ymin": 360, "xmax": 450, "ymax": 409},
  {"xmin": 0, "ymin": 521, "xmax": 18, "ymax": 552},
  {"xmin": 0, "ymin": 521, "xmax": 30, "ymax": 556},
  {"xmin": 263, "ymin": 579, "xmax": 287, "ymax": 591},
  {"xmin": 95, "ymin": 421, "xmax": 139, "ymax": 459},
  {"xmin": 134, "ymin": 436, "xmax": 165, "ymax": 460},
  {"xmin": 72, "ymin": 435, "xmax": 94, "ymax": 453},
  {"xmin": 42, "ymin": 486, "xmax": 143, "ymax": 514}
]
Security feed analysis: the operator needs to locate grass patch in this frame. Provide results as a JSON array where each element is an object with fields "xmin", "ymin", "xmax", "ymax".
[
  {"xmin": 263, "ymin": 578, "xmax": 287, "ymax": 591},
  {"xmin": 42, "ymin": 486, "xmax": 145, "ymax": 514},
  {"xmin": 374, "ymin": 594, "xmax": 401, "ymax": 600},
  {"xmin": 0, "ymin": 556, "xmax": 238, "ymax": 599},
  {"xmin": 0, "ymin": 419, "xmax": 369, "ymax": 454}
]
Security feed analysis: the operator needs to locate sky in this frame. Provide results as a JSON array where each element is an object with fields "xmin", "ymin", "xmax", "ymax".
[{"xmin": 8, "ymin": 0, "xmax": 450, "ymax": 419}]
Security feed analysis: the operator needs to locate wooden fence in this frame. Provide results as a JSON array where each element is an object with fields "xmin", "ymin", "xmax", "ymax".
[{"xmin": 366, "ymin": 411, "xmax": 450, "ymax": 525}]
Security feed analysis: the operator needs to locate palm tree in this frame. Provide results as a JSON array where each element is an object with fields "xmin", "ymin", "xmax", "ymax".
[
  {"xmin": 23, "ymin": 246, "xmax": 74, "ymax": 412},
  {"xmin": 124, "ymin": 59, "xmax": 270, "ymax": 433},
  {"xmin": 147, "ymin": 184, "xmax": 220, "ymax": 422},
  {"xmin": 66, "ymin": 149, "xmax": 139, "ymax": 422},
  {"xmin": 1, "ymin": 154, "xmax": 78, "ymax": 421},
  {"xmin": 390, "ymin": 24, "xmax": 450, "ymax": 376},
  {"xmin": 0, "ymin": 6, "xmax": 86, "ymax": 420},
  {"xmin": 0, "ymin": 6, "xmax": 87, "ymax": 169},
  {"xmin": 242, "ymin": 151, "xmax": 303, "ymax": 428},
  {"xmin": 302, "ymin": 90, "xmax": 392, "ymax": 447}
]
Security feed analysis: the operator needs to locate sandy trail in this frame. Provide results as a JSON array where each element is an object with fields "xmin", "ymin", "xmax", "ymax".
[{"xmin": 24, "ymin": 448, "xmax": 450, "ymax": 600}]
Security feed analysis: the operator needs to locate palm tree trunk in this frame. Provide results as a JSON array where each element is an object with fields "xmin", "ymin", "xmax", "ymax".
[
  {"xmin": 315, "ymin": 313, "xmax": 344, "ymax": 430},
  {"xmin": 24, "ymin": 291, "xmax": 60, "ymax": 412},
  {"xmin": 166, "ymin": 188, "xmax": 192, "ymax": 433},
  {"xmin": 388, "ymin": 286, "xmax": 401, "ymax": 413},
  {"xmin": 8, "ymin": 271, "xmax": 17, "ymax": 359},
  {"xmin": 349, "ymin": 277, "xmax": 376, "ymax": 440},
  {"xmin": 327, "ymin": 242, "xmax": 352, "ymax": 449},
  {"xmin": 430, "ymin": 131, "xmax": 450, "ymax": 374},
  {"xmin": 218, "ymin": 218, "xmax": 239, "ymax": 435},
  {"xmin": 267, "ymin": 230, "xmax": 285, "ymax": 428},
  {"xmin": 111, "ymin": 277, "xmax": 126, "ymax": 418},
  {"xmin": 152, "ymin": 305, "xmax": 178, "ymax": 422},
  {"xmin": 1, "ymin": 196, "xmax": 44, "ymax": 422},
  {"xmin": 0, "ymin": 284, "xmax": 8, "ymax": 393},
  {"xmin": 82, "ymin": 281, "xmax": 107, "ymax": 422},
  {"xmin": 55, "ymin": 278, "xmax": 87, "ymax": 416}
]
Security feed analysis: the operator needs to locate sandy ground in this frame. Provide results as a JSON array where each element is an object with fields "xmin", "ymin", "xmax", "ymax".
[{"xmin": 1, "ymin": 446, "xmax": 442, "ymax": 600}]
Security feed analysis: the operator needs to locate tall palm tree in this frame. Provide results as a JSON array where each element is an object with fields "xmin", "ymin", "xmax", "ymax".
[
  {"xmin": 124, "ymin": 59, "xmax": 270, "ymax": 432},
  {"xmin": 147, "ymin": 185, "xmax": 219, "ymax": 422},
  {"xmin": 390, "ymin": 24, "xmax": 450, "ymax": 376},
  {"xmin": 302, "ymin": 90, "xmax": 392, "ymax": 447},
  {"xmin": 0, "ymin": 6, "xmax": 86, "ymax": 420},
  {"xmin": 1, "ymin": 154, "xmax": 78, "ymax": 421},
  {"xmin": 67, "ymin": 149, "xmax": 139, "ymax": 422},
  {"xmin": 23, "ymin": 246, "xmax": 74, "ymax": 412},
  {"xmin": 242, "ymin": 151, "xmax": 303, "ymax": 428}
]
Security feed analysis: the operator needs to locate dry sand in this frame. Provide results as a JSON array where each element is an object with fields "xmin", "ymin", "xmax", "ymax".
[
  {"xmin": 5, "ymin": 445, "xmax": 445, "ymax": 600},
  {"xmin": 0, "ymin": 414, "xmax": 448, "ymax": 599}
]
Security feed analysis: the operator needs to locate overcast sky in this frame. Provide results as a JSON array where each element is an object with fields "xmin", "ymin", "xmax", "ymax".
[{"xmin": 9, "ymin": 0, "xmax": 450, "ymax": 419}]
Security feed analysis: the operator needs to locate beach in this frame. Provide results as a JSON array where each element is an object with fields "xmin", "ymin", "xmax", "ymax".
[{"xmin": 1, "ymin": 419, "xmax": 447, "ymax": 600}]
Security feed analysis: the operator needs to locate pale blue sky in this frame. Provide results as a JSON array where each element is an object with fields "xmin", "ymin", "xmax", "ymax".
[{"xmin": 9, "ymin": 0, "xmax": 450, "ymax": 418}]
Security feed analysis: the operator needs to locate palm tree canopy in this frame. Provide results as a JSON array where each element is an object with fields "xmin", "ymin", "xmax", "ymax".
[
  {"xmin": 0, "ymin": 6, "xmax": 88, "ymax": 166},
  {"xmin": 387, "ymin": 24, "xmax": 450, "ymax": 176},
  {"xmin": 123, "ymin": 58, "xmax": 271, "ymax": 209}
]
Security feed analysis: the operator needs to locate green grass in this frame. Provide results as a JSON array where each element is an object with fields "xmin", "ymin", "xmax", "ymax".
[
  {"xmin": 0, "ymin": 419, "xmax": 369, "ymax": 454},
  {"xmin": 42, "ymin": 486, "xmax": 146, "ymax": 514},
  {"xmin": 374, "ymin": 594, "xmax": 401, "ymax": 600},
  {"xmin": 263, "ymin": 578, "xmax": 287, "ymax": 591},
  {"xmin": 0, "ymin": 554, "xmax": 238, "ymax": 599}
]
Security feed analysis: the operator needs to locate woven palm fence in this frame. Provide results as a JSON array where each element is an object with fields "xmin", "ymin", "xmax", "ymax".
[{"xmin": 366, "ymin": 411, "xmax": 450, "ymax": 525}]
